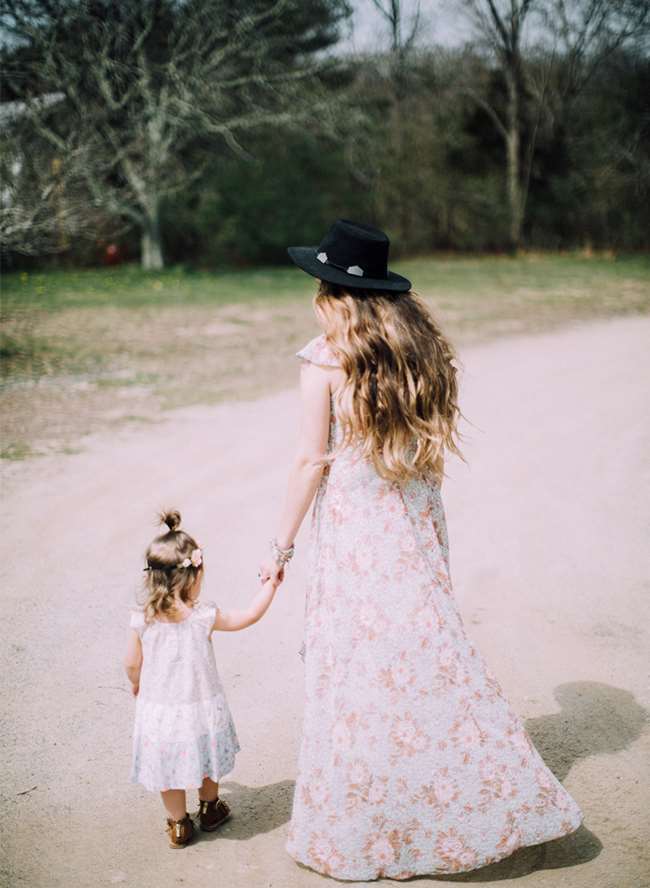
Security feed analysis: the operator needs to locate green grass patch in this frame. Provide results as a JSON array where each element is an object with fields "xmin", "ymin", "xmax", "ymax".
[
  {"xmin": 1, "ymin": 262, "xmax": 313, "ymax": 312},
  {"xmin": 401, "ymin": 252, "xmax": 650, "ymax": 299},
  {"xmin": 1, "ymin": 330, "xmax": 67, "ymax": 379},
  {"xmin": 0, "ymin": 327, "xmax": 105, "ymax": 381},
  {"xmin": 0, "ymin": 330, "xmax": 51, "ymax": 362},
  {"xmin": 3, "ymin": 253, "xmax": 648, "ymax": 314},
  {"xmin": 94, "ymin": 372, "xmax": 160, "ymax": 388},
  {"xmin": 0, "ymin": 441, "xmax": 34, "ymax": 460},
  {"xmin": 121, "ymin": 414, "xmax": 159, "ymax": 424}
]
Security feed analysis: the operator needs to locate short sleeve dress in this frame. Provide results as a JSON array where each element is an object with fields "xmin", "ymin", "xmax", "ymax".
[
  {"xmin": 286, "ymin": 334, "xmax": 583, "ymax": 881},
  {"xmin": 129, "ymin": 601, "xmax": 240, "ymax": 792}
]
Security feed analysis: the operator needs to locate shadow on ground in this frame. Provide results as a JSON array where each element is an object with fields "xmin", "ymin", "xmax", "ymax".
[
  {"xmin": 196, "ymin": 778, "xmax": 295, "ymax": 843},
  {"xmin": 191, "ymin": 682, "xmax": 649, "ymax": 882}
]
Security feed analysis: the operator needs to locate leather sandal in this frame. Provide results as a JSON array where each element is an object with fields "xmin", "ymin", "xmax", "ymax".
[
  {"xmin": 198, "ymin": 797, "xmax": 231, "ymax": 832},
  {"xmin": 165, "ymin": 813, "xmax": 194, "ymax": 848}
]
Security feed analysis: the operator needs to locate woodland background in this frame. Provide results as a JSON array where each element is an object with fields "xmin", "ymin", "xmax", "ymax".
[{"xmin": 1, "ymin": 0, "xmax": 649, "ymax": 270}]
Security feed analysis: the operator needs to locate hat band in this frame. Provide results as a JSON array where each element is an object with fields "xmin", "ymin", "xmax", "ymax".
[{"xmin": 317, "ymin": 252, "xmax": 368, "ymax": 278}]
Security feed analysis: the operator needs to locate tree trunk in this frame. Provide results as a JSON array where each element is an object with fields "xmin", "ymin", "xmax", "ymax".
[
  {"xmin": 141, "ymin": 196, "xmax": 163, "ymax": 270},
  {"xmin": 505, "ymin": 70, "xmax": 523, "ymax": 251}
]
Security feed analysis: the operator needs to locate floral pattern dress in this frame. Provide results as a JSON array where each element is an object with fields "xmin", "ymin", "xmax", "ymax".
[
  {"xmin": 129, "ymin": 601, "xmax": 240, "ymax": 792},
  {"xmin": 285, "ymin": 335, "xmax": 583, "ymax": 881}
]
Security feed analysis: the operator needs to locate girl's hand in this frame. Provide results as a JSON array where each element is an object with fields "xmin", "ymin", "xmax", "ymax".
[{"xmin": 131, "ymin": 683, "xmax": 139, "ymax": 697}]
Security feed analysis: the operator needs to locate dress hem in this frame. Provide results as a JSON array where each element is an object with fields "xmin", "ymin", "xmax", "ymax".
[
  {"xmin": 130, "ymin": 754, "xmax": 239, "ymax": 793},
  {"xmin": 130, "ymin": 771, "xmax": 235, "ymax": 793},
  {"xmin": 285, "ymin": 810, "xmax": 584, "ymax": 882}
]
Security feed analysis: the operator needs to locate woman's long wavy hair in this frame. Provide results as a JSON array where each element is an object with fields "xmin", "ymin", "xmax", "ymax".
[
  {"xmin": 140, "ymin": 510, "xmax": 203, "ymax": 623},
  {"xmin": 314, "ymin": 280, "xmax": 463, "ymax": 483}
]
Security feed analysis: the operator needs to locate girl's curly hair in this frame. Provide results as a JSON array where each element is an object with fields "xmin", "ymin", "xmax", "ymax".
[{"xmin": 140, "ymin": 509, "xmax": 203, "ymax": 622}]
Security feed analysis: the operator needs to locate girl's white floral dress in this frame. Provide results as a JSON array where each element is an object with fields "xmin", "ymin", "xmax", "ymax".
[
  {"xmin": 286, "ymin": 335, "xmax": 583, "ymax": 881},
  {"xmin": 129, "ymin": 600, "xmax": 240, "ymax": 792}
]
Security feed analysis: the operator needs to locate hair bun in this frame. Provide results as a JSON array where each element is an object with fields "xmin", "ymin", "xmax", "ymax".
[{"xmin": 160, "ymin": 509, "xmax": 181, "ymax": 533}]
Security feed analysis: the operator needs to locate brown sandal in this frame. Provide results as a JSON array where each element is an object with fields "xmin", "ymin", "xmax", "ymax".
[
  {"xmin": 198, "ymin": 797, "xmax": 231, "ymax": 832},
  {"xmin": 165, "ymin": 813, "xmax": 194, "ymax": 848}
]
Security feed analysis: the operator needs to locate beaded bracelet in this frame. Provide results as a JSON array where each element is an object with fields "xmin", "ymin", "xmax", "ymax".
[{"xmin": 270, "ymin": 538, "xmax": 295, "ymax": 566}]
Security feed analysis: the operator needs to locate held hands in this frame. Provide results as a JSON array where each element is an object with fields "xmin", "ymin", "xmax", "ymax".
[
  {"xmin": 259, "ymin": 538, "xmax": 295, "ymax": 586},
  {"xmin": 259, "ymin": 559, "xmax": 284, "ymax": 586}
]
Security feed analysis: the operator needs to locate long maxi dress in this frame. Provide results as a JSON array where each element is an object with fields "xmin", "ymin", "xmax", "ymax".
[{"xmin": 285, "ymin": 335, "xmax": 583, "ymax": 881}]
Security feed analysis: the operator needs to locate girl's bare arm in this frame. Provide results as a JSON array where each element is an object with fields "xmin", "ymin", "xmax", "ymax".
[
  {"xmin": 124, "ymin": 630, "xmax": 143, "ymax": 695},
  {"xmin": 212, "ymin": 577, "xmax": 279, "ymax": 632}
]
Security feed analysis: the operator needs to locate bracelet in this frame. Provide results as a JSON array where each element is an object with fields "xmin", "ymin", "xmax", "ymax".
[{"xmin": 270, "ymin": 538, "xmax": 295, "ymax": 566}]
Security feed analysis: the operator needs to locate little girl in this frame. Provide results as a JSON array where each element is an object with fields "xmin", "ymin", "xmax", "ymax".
[{"xmin": 124, "ymin": 509, "xmax": 280, "ymax": 849}]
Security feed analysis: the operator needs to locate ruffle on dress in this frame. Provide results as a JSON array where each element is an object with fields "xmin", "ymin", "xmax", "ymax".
[
  {"xmin": 130, "ymin": 698, "xmax": 240, "ymax": 792},
  {"xmin": 296, "ymin": 335, "xmax": 341, "ymax": 368}
]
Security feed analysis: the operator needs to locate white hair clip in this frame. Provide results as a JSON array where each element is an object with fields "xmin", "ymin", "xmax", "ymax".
[
  {"xmin": 178, "ymin": 547, "xmax": 203, "ymax": 569},
  {"xmin": 143, "ymin": 546, "xmax": 203, "ymax": 572}
]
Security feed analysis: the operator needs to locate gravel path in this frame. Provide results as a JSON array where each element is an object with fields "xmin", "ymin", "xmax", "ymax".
[{"xmin": 2, "ymin": 315, "xmax": 649, "ymax": 888}]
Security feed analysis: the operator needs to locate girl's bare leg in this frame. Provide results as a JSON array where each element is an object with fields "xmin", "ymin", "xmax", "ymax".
[
  {"xmin": 199, "ymin": 777, "xmax": 219, "ymax": 802},
  {"xmin": 161, "ymin": 789, "xmax": 187, "ymax": 820}
]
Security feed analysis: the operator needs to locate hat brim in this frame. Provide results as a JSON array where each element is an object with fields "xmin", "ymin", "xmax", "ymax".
[{"xmin": 287, "ymin": 246, "xmax": 411, "ymax": 293}]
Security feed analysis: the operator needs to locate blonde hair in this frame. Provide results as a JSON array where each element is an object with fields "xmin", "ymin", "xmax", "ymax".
[
  {"xmin": 314, "ymin": 281, "xmax": 462, "ymax": 483},
  {"xmin": 140, "ymin": 510, "xmax": 203, "ymax": 622}
]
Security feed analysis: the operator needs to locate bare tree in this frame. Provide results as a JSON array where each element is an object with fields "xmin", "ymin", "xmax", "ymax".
[
  {"xmin": 543, "ymin": 0, "xmax": 649, "ymax": 109},
  {"xmin": 1, "ymin": 95, "xmax": 69, "ymax": 254},
  {"xmin": 358, "ymin": 0, "xmax": 423, "ymax": 244},
  {"xmin": 459, "ymin": 0, "xmax": 537, "ymax": 249},
  {"xmin": 2, "ymin": 0, "xmax": 349, "ymax": 268},
  {"xmin": 459, "ymin": 0, "xmax": 649, "ymax": 250},
  {"xmin": 370, "ymin": 0, "xmax": 421, "ymax": 90}
]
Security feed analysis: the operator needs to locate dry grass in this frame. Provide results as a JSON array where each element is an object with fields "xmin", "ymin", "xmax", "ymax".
[{"xmin": 2, "ymin": 253, "xmax": 649, "ymax": 460}]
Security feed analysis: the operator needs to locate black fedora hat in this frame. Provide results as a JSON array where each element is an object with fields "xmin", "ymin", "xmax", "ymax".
[{"xmin": 287, "ymin": 219, "xmax": 411, "ymax": 293}]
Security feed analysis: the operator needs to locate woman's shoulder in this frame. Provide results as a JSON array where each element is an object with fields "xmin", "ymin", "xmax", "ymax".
[{"xmin": 296, "ymin": 334, "xmax": 341, "ymax": 369}]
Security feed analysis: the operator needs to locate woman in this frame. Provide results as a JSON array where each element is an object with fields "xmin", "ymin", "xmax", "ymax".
[{"xmin": 260, "ymin": 219, "xmax": 583, "ymax": 880}]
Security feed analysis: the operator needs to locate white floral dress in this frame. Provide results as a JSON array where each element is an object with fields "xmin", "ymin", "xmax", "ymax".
[
  {"xmin": 286, "ymin": 335, "xmax": 583, "ymax": 881},
  {"xmin": 129, "ymin": 601, "xmax": 240, "ymax": 792}
]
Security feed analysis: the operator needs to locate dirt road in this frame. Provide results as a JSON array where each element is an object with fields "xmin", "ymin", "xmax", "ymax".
[{"xmin": 2, "ymin": 315, "xmax": 649, "ymax": 888}]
